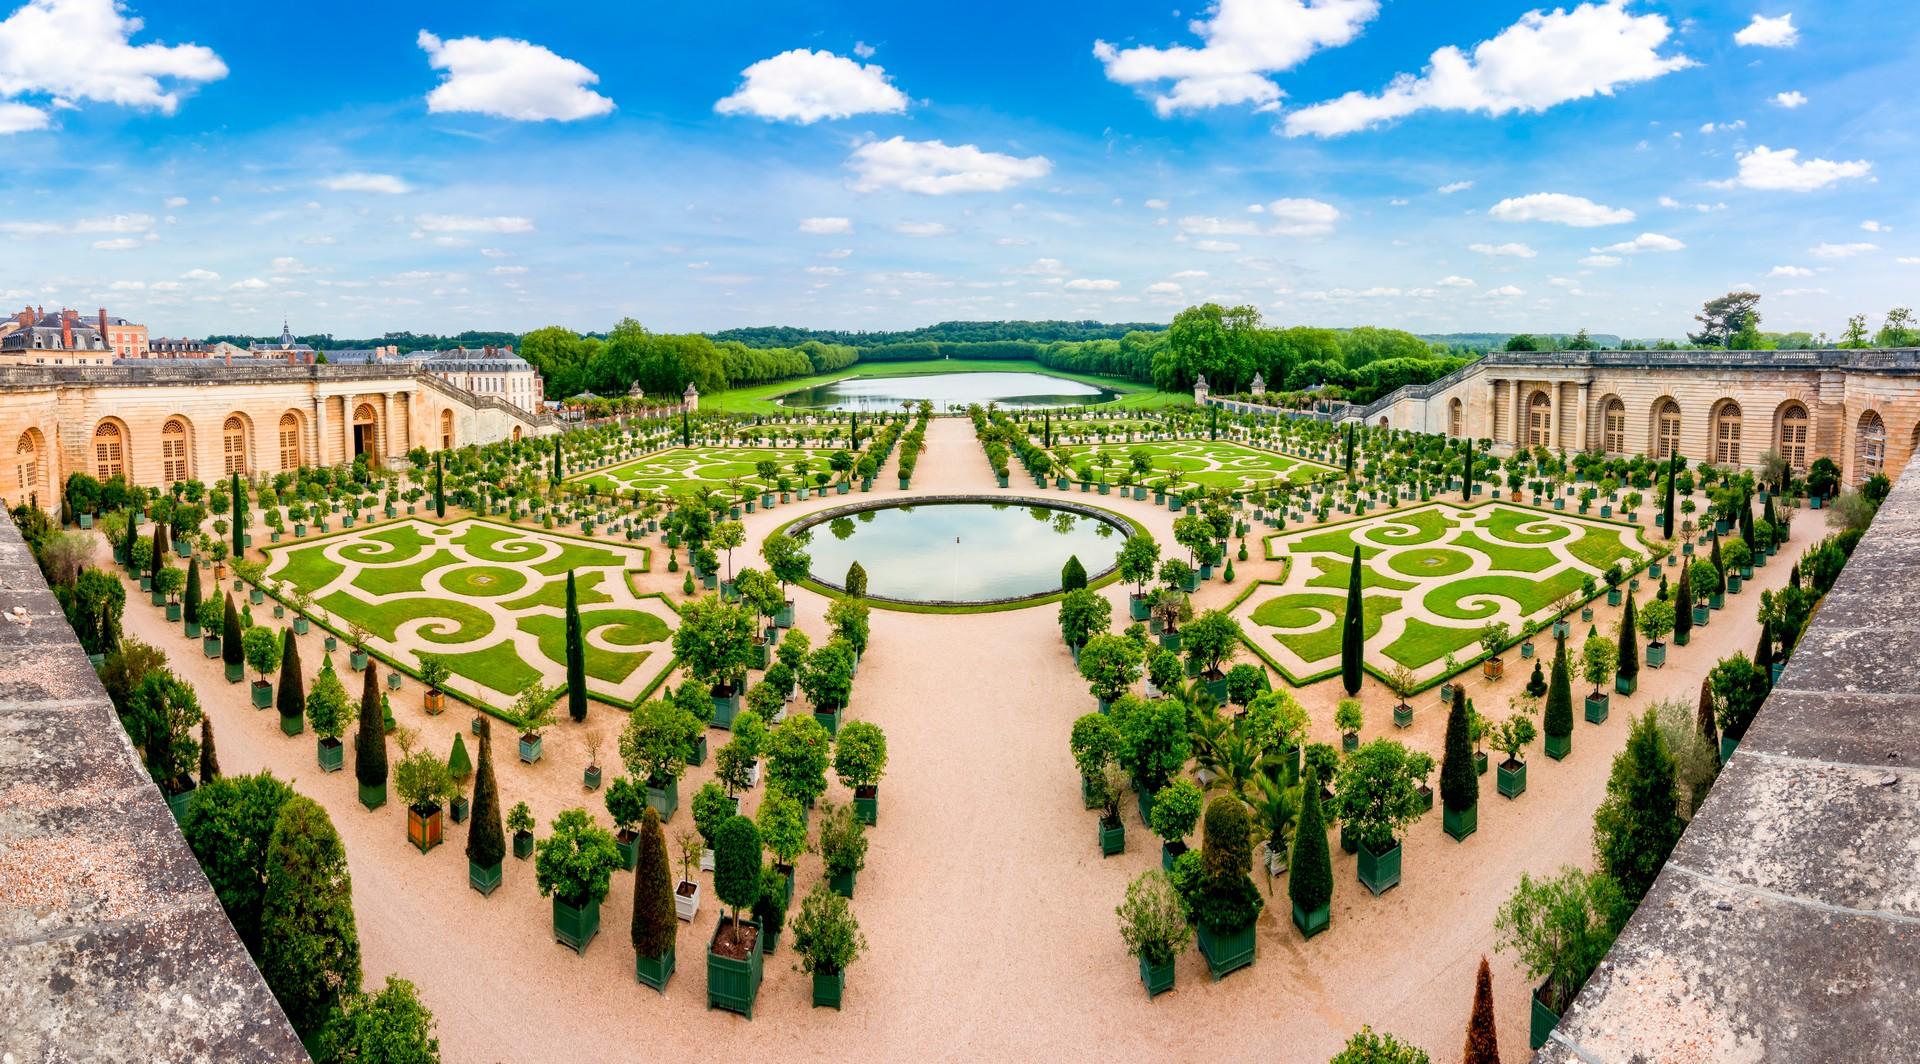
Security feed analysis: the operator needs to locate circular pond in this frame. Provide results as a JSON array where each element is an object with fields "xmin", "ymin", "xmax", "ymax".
[
  {"xmin": 793, "ymin": 497, "xmax": 1128, "ymax": 605},
  {"xmin": 778, "ymin": 371, "xmax": 1118, "ymax": 412}
]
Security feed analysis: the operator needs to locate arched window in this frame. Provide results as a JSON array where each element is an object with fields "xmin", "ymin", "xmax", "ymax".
[
  {"xmin": 1777, "ymin": 403, "xmax": 1809, "ymax": 473},
  {"xmin": 279, "ymin": 412, "xmax": 302, "ymax": 471},
  {"xmin": 93, "ymin": 421, "xmax": 124, "ymax": 479},
  {"xmin": 1448, "ymin": 398, "xmax": 1462, "ymax": 437},
  {"xmin": 441, "ymin": 408, "xmax": 454, "ymax": 450},
  {"xmin": 15, "ymin": 430, "xmax": 41, "ymax": 503},
  {"xmin": 1858, "ymin": 409, "xmax": 1887, "ymax": 483},
  {"xmin": 223, "ymin": 415, "xmax": 248, "ymax": 475},
  {"xmin": 1603, "ymin": 398, "xmax": 1625, "ymax": 454},
  {"xmin": 1527, "ymin": 390, "xmax": 1552, "ymax": 448},
  {"xmin": 1712, "ymin": 401, "xmax": 1742, "ymax": 466},
  {"xmin": 161, "ymin": 418, "xmax": 189, "ymax": 484},
  {"xmin": 1655, "ymin": 399, "xmax": 1682, "ymax": 460}
]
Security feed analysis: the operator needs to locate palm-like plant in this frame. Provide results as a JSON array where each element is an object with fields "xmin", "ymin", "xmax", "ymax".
[{"xmin": 1247, "ymin": 772, "xmax": 1301, "ymax": 885}]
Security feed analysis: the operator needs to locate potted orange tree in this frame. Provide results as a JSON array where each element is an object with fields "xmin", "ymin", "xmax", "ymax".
[
  {"xmin": 1329, "ymin": 739, "xmax": 1425, "ymax": 896},
  {"xmin": 833, "ymin": 720, "xmax": 888, "ymax": 826},
  {"xmin": 708, "ymin": 815, "xmax": 766, "ymax": 1017},
  {"xmin": 394, "ymin": 733, "xmax": 455, "ymax": 854},
  {"xmin": 791, "ymin": 881, "xmax": 866, "ymax": 1010},
  {"xmin": 535, "ymin": 808, "xmax": 622, "ymax": 955},
  {"xmin": 1116, "ymin": 869, "xmax": 1189, "ymax": 998}
]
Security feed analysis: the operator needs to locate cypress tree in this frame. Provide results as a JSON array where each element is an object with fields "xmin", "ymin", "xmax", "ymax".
[
  {"xmin": 1739, "ymin": 494, "xmax": 1756, "ymax": 553},
  {"xmin": 355, "ymin": 661, "xmax": 387, "ymax": 792},
  {"xmin": 1061, "ymin": 554, "xmax": 1088, "ymax": 592},
  {"xmin": 1755, "ymin": 623, "xmax": 1774, "ymax": 687},
  {"xmin": 1696, "ymin": 676, "xmax": 1721, "ymax": 766},
  {"xmin": 1288, "ymin": 765, "xmax": 1333, "ymax": 925},
  {"xmin": 1763, "ymin": 493, "xmax": 1779, "ymax": 537},
  {"xmin": 1462, "ymin": 436, "xmax": 1473, "ymax": 502},
  {"xmin": 1463, "ymin": 956, "xmax": 1500, "ymax": 1064},
  {"xmin": 553, "ymin": 436, "xmax": 563, "ymax": 481},
  {"xmin": 1709, "ymin": 534, "xmax": 1725, "ymax": 595},
  {"xmin": 631, "ymin": 806, "xmax": 675, "ymax": 965},
  {"xmin": 149, "ymin": 521, "xmax": 165, "ymax": 581},
  {"xmin": 1616, "ymin": 593, "xmax": 1639, "ymax": 684},
  {"xmin": 1674, "ymin": 563, "xmax": 1693, "ymax": 644},
  {"xmin": 1663, "ymin": 454, "xmax": 1677, "ymax": 537},
  {"xmin": 276, "ymin": 627, "xmax": 305, "ymax": 725},
  {"xmin": 222, "ymin": 595, "xmax": 243, "ymax": 670},
  {"xmin": 466, "ymin": 719, "xmax": 505, "ymax": 874},
  {"xmin": 231, "ymin": 472, "xmax": 245, "ymax": 560},
  {"xmin": 199, "ymin": 717, "xmax": 220, "ymax": 781},
  {"xmin": 1343, "ymin": 423, "xmax": 1354, "ymax": 479},
  {"xmin": 1592, "ymin": 711, "xmax": 1684, "ymax": 905},
  {"xmin": 259, "ymin": 795, "xmax": 362, "ymax": 1039},
  {"xmin": 433, "ymin": 453, "xmax": 446, "ymax": 518},
  {"xmin": 1340, "ymin": 546, "xmax": 1364, "ymax": 696},
  {"xmin": 1788, "ymin": 562, "xmax": 1800, "ymax": 591},
  {"xmin": 1043, "ymin": 411, "xmax": 1051, "ymax": 448},
  {"xmin": 183, "ymin": 557, "xmax": 201, "ymax": 628},
  {"xmin": 1440, "ymin": 691, "xmax": 1476, "ymax": 814},
  {"xmin": 1544, "ymin": 637, "xmax": 1573, "ymax": 750},
  {"xmin": 564, "ymin": 572, "xmax": 587, "ymax": 722}
]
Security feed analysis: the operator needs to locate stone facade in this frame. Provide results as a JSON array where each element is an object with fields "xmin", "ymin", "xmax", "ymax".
[
  {"xmin": 2, "ymin": 363, "xmax": 552, "ymax": 509},
  {"xmin": 1354, "ymin": 349, "xmax": 1920, "ymax": 486}
]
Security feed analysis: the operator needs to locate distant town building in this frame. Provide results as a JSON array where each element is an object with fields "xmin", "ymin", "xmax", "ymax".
[
  {"xmin": 146, "ymin": 337, "xmax": 208, "ymax": 358},
  {"xmin": 0, "ymin": 307, "xmax": 113, "ymax": 366},
  {"xmin": 419, "ymin": 345, "xmax": 544, "ymax": 415},
  {"xmin": 249, "ymin": 320, "xmax": 316, "ymax": 363},
  {"xmin": 97, "ymin": 311, "xmax": 148, "ymax": 359}
]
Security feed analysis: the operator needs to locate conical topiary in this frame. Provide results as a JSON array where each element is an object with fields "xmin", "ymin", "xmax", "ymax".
[
  {"xmin": 277, "ymin": 626, "xmax": 305, "ymax": 722},
  {"xmin": 466, "ymin": 720, "xmax": 504, "ymax": 874},
  {"xmin": 1463, "ymin": 955, "xmax": 1500, "ymax": 1064},
  {"xmin": 447, "ymin": 732, "xmax": 472, "ymax": 783},
  {"xmin": 564, "ymin": 571, "xmax": 586, "ymax": 723},
  {"xmin": 1061, "ymin": 554, "xmax": 1088, "ymax": 592},
  {"xmin": 199, "ymin": 717, "xmax": 220, "ymax": 782},
  {"xmin": 1340, "ymin": 546, "xmax": 1364, "ymax": 696},
  {"xmin": 1440, "ymin": 693, "xmax": 1475, "ymax": 814},
  {"xmin": 1543, "ymin": 637, "xmax": 1573, "ymax": 753},
  {"xmin": 1616, "ymin": 593, "xmax": 1639, "ymax": 684},
  {"xmin": 1288, "ymin": 765, "xmax": 1333, "ymax": 929},
  {"xmin": 355, "ymin": 661, "xmax": 387, "ymax": 792},
  {"xmin": 631, "ymin": 806, "xmax": 675, "ymax": 967},
  {"xmin": 183, "ymin": 557, "xmax": 201, "ymax": 628}
]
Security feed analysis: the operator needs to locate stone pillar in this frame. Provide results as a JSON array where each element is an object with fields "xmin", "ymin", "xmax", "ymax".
[
  {"xmin": 1486, "ymin": 378, "xmax": 1500, "ymax": 442},
  {"xmin": 343, "ymin": 395, "xmax": 356, "ymax": 464},
  {"xmin": 380, "ymin": 392, "xmax": 394, "ymax": 464},
  {"xmin": 312, "ymin": 393, "xmax": 329, "ymax": 468},
  {"xmin": 1575, "ymin": 381, "xmax": 1591, "ymax": 454}
]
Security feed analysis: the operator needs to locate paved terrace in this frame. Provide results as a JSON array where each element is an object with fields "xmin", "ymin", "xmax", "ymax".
[
  {"xmin": 1535, "ymin": 461, "xmax": 1920, "ymax": 1063},
  {"xmin": 0, "ymin": 518, "xmax": 306, "ymax": 1063}
]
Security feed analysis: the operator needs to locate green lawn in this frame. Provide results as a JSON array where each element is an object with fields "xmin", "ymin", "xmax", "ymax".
[
  {"xmin": 1251, "ymin": 592, "xmax": 1399, "ymax": 663},
  {"xmin": 1423, "ymin": 570, "xmax": 1589, "ymax": 621},
  {"xmin": 1483, "ymin": 506, "xmax": 1571, "ymax": 543},
  {"xmin": 430, "ymin": 643, "xmax": 542, "ymax": 698},
  {"xmin": 518, "ymin": 610, "xmax": 669, "ymax": 684},
  {"xmin": 503, "ymin": 570, "xmax": 612, "ymax": 610},
  {"xmin": 1385, "ymin": 547, "xmax": 1474, "ymax": 579},
  {"xmin": 275, "ymin": 545, "xmax": 344, "ymax": 594},
  {"xmin": 339, "ymin": 524, "xmax": 433, "ymax": 563},
  {"xmin": 317, "ymin": 590, "xmax": 497, "ymax": 644},
  {"xmin": 1382, "ymin": 618, "xmax": 1484, "ymax": 669},
  {"xmin": 439, "ymin": 565, "xmax": 529, "ymax": 598},
  {"xmin": 1305, "ymin": 556, "xmax": 1416, "ymax": 592},
  {"xmin": 1057, "ymin": 439, "xmax": 1333, "ymax": 491},
  {"xmin": 702, "ymin": 359, "xmax": 1171, "ymax": 414},
  {"xmin": 352, "ymin": 553, "xmax": 461, "ymax": 596},
  {"xmin": 1374, "ymin": 507, "xmax": 1456, "ymax": 545},
  {"xmin": 1566, "ymin": 527, "xmax": 1639, "ymax": 571},
  {"xmin": 1449, "ymin": 531, "xmax": 1558, "ymax": 573},
  {"xmin": 566, "ymin": 446, "xmax": 842, "ymax": 501}
]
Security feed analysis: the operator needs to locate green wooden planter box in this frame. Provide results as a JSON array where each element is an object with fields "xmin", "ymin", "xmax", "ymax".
[
  {"xmin": 1646, "ymin": 642, "xmax": 1667, "ymax": 668},
  {"xmin": 519, "ymin": 734, "xmax": 543, "ymax": 764},
  {"xmin": 165, "ymin": 787, "xmax": 195, "ymax": 822},
  {"xmin": 1615, "ymin": 673, "xmax": 1637, "ymax": 696},
  {"xmin": 224, "ymin": 661, "xmax": 244, "ymax": 683},
  {"xmin": 828, "ymin": 866, "xmax": 856, "ymax": 898},
  {"xmin": 811, "ymin": 967, "xmax": 845, "ymax": 1010},
  {"xmin": 513, "ymin": 831, "xmax": 535, "ymax": 860},
  {"xmin": 1544, "ymin": 733, "xmax": 1570, "ymax": 761},
  {"xmin": 317, "ymin": 737, "xmax": 343, "ymax": 772},
  {"xmin": 1443, "ymin": 803, "xmax": 1477, "ymax": 841},
  {"xmin": 1292, "ymin": 900, "xmax": 1329, "ymax": 939},
  {"xmin": 635, "ymin": 943, "xmax": 675, "ymax": 992},
  {"xmin": 1139, "ymin": 956, "xmax": 1176, "ymax": 999},
  {"xmin": 1531, "ymin": 985, "xmax": 1562, "ymax": 1050},
  {"xmin": 1196, "ymin": 922, "xmax": 1256, "ymax": 980},
  {"xmin": 616, "ymin": 833, "xmax": 637, "ymax": 871},
  {"xmin": 251, "ymin": 681, "xmax": 273, "ymax": 709},
  {"xmin": 710, "ymin": 692, "xmax": 741, "ymax": 730},
  {"xmin": 277, "ymin": 708, "xmax": 302, "ymax": 736},
  {"xmin": 1099, "ymin": 816, "xmax": 1126, "ymax": 857},
  {"xmin": 165, "ymin": 602, "xmax": 181, "ymax": 622},
  {"xmin": 1475, "ymin": 750, "xmax": 1489, "ymax": 776},
  {"xmin": 350, "ymin": 649, "xmax": 369, "ymax": 671},
  {"xmin": 1720, "ymin": 735, "xmax": 1739, "ymax": 762},
  {"xmin": 1693, "ymin": 604, "xmax": 1711, "ymax": 626},
  {"xmin": 813, "ymin": 706, "xmax": 843, "ymax": 737},
  {"xmin": 1392, "ymin": 703, "xmax": 1413, "ymax": 728},
  {"xmin": 359, "ymin": 781, "xmax": 386, "ymax": 811},
  {"xmin": 469, "ymin": 859, "xmax": 502, "ymax": 897},
  {"xmin": 706, "ymin": 919, "xmax": 764, "ymax": 1018},
  {"xmin": 646, "ymin": 777, "xmax": 679, "ymax": 822},
  {"xmin": 1356, "ymin": 839, "xmax": 1402, "ymax": 896},
  {"xmin": 1584, "ymin": 693, "xmax": 1610, "ymax": 724},
  {"xmin": 1497, "ymin": 759, "xmax": 1528, "ymax": 798},
  {"xmin": 552, "ymin": 896, "xmax": 601, "ymax": 955}
]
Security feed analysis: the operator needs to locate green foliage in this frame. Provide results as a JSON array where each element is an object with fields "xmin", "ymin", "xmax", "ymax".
[
  {"xmin": 564, "ymin": 571, "xmax": 587, "ymax": 722},
  {"xmin": 1078, "ymin": 633, "xmax": 1145, "ymax": 703},
  {"xmin": 799, "ymin": 639, "xmax": 856, "ymax": 711},
  {"xmin": 534, "ymin": 808, "xmax": 622, "ymax": 908},
  {"xmin": 1709, "ymin": 652, "xmax": 1770, "ymax": 741},
  {"xmin": 815, "ymin": 798, "xmax": 868, "ymax": 877},
  {"xmin": 1181, "ymin": 608, "xmax": 1242, "ymax": 677},
  {"xmin": 1116, "ymin": 869, "xmax": 1190, "ymax": 968},
  {"xmin": 1289, "ymin": 766, "xmax": 1334, "ymax": 915},
  {"xmin": 1581, "ymin": 635, "xmax": 1618, "ymax": 694},
  {"xmin": 1117, "ymin": 532, "xmax": 1161, "ymax": 596},
  {"xmin": 790, "ymin": 880, "xmax": 866, "ymax": 975},
  {"xmin": 180, "ymin": 772, "xmax": 295, "ymax": 954},
  {"xmin": 260, "ymin": 795, "xmax": 362, "ymax": 1039},
  {"xmin": 393, "ymin": 750, "xmax": 455, "ymax": 810},
  {"xmin": 671, "ymin": 594, "xmax": 756, "ymax": 688},
  {"xmin": 631, "ymin": 807, "xmax": 676, "ymax": 960},
  {"xmin": 713, "ymin": 814, "xmax": 764, "ymax": 921},
  {"xmin": 1440, "ymin": 694, "xmax": 1476, "ymax": 813},
  {"xmin": 1544, "ymin": 638, "xmax": 1573, "ymax": 742},
  {"xmin": 1111, "ymin": 694, "xmax": 1192, "ymax": 792},
  {"xmin": 1056, "ymin": 587, "xmax": 1112, "ymax": 648},
  {"xmin": 1616, "ymin": 594, "xmax": 1640, "ymax": 680},
  {"xmin": 618, "ymin": 697, "xmax": 699, "ymax": 785},
  {"xmin": 1149, "ymin": 776, "xmax": 1204, "ymax": 845},
  {"xmin": 1334, "ymin": 697, "xmax": 1364, "ymax": 737},
  {"xmin": 313, "ymin": 976, "xmax": 442, "ymax": 1064},
  {"xmin": 692, "ymin": 780, "xmax": 735, "ymax": 848},
  {"xmin": 505, "ymin": 801, "xmax": 535, "ymax": 838},
  {"xmin": 825, "ymin": 597, "xmax": 870, "ymax": 654},
  {"xmin": 766, "ymin": 714, "xmax": 833, "ymax": 806},
  {"xmin": 1637, "ymin": 597, "xmax": 1675, "ymax": 644},
  {"xmin": 1593, "ymin": 713, "xmax": 1684, "ymax": 907},
  {"xmin": 127, "ymin": 669, "xmax": 203, "ymax": 796},
  {"xmin": 832, "ymin": 720, "xmax": 888, "ymax": 790},
  {"xmin": 1494, "ymin": 866, "xmax": 1624, "ymax": 1014},
  {"xmin": 1341, "ymin": 546, "xmax": 1364, "ymax": 695},
  {"xmin": 843, "ymin": 560, "xmax": 868, "ymax": 597},
  {"xmin": 242, "ymin": 625, "xmax": 281, "ymax": 681},
  {"xmin": 1180, "ymin": 796, "xmax": 1263, "ymax": 935},
  {"xmin": 355, "ymin": 663, "xmax": 387, "ymax": 788},
  {"xmin": 1330, "ymin": 739, "xmax": 1427, "ymax": 852},
  {"xmin": 756, "ymin": 786, "xmax": 808, "ymax": 866},
  {"xmin": 604, "ymin": 776, "xmax": 648, "ymax": 832},
  {"xmin": 1069, "ymin": 712, "xmax": 1120, "ymax": 780},
  {"xmin": 1061, "ymin": 553, "xmax": 1088, "ymax": 591},
  {"xmin": 466, "ymin": 722, "xmax": 505, "ymax": 869},
  {"xmin": 1330, "ymin": 1026, "xmax": 1432, "ymax": 1064}
]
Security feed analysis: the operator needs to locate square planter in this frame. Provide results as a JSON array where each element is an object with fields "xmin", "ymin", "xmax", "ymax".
[
  {"xmin": 1615, "ymin": 673, "xmax": 1637, "ymax": 696},
  {"xmin": 635, "ymin": 943, "xmax": 675, "ymax": 993},
  {"xmin": 646, "ymin": 777, "xmax": 680, "ymax": 822},
  {"xmin": 813, "ymin": 706, "xmax": 843, "ymax": 737},
  {"xmin": 828, "ymin": 866, "xmax": 856, "ymax": 898},
  {"xmin": 1474, "ymin": 750, "xmax": 1488, "ymax": 776},
  {"xmin": 203, "ymin": 635, "xmax": 222, "ymax": 658},
  {"xmin": 1443, "ymin": 803, "xmax": 1477, "ymax": 841},
  {"xmin": 1392, "ymin": 703, "xmax": 1413, "ymax": 729},
  {"xmin": 359, "ymin": 782, "xmax": 386, "ymax": 810},
  {"xmin": 1099, "ymin": 815, "xmax": 1126, "ymax": 857},
  {"xmin": 1138, "ymin": 955, "xmax": 1176, "ymax": 999},
  {"xmin": 519, "ymin": 733, "xmax": 543, "ymax": 764},
  {"xmin": 1196, "ymin": 921, "xmax": 1256, "ymax": 980},
  {"xmin": 616, "ymin": 831, "xmax": 638, "ymax": 871},
  {"xmin": 706, "ymin": 918, "xmax": 763, "ymax": 1018},
  {"xmin": 513, "ymin": 831, "xmax": 535, "ymax": 860},
  {"xmin": 1497, "ymin": 758, "xmax": 1528, "ymax": 798},
  {"xmin": 1720, "ymin": 735, "xmax": 1739, "ymax": 763},
  {"xmin": 407, "ymin": 803, "xmax": 444, "ymax": 854},
  {"xmin": 1482, "ymin": 657, "xmax": 1504, "ymax": 682},
  {"xmin": 469, "ymin": 859, "xmax": 502, "ymax": 896},
  {"xmin": 1356, "ymin": 839, "xmax": 1402, "ymax": 896},
  {"xmin": 1646, "ymin": 641, "xmax": 1667, "ymax": 668},
  {"xmin": 1584, "ymin": 692, "xmax": 1610, "ymax": 725},
  {"xmin": 552, "ymin": 896, "xmax": 601, "ymax": 955},
  {"xmin": 1531, "ymin": 984, "xmax": 1563, "ymax": 1050},
  {"xmin": 317, "ymin": 737, "xmax": 343, "ymax": 772},
  {"xmin": 1544, "ymin": 733, "xmax": 1570, "ymax": 761},
  {"xmin": 225, "ymin": 661, "xmax": 244, "ymax": 684},
  {"xmin": 853, "ymin": 784, "xmax": 878, "ymax": 826},
  {"xmin": 675, "ymin": 878, "xmax": 701, "ymax": 921}
]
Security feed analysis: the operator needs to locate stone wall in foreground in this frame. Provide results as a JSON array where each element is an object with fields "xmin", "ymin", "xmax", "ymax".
[
  {"xmin": 0, "ymin": 518, "xmax": 306, "ymax": 1062},
  {"xmin": 1533, "ymin": 460, "xmax": 1920, "ymax": 1062}
]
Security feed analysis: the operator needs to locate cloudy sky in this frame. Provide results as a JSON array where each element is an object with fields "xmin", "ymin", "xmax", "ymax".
[{"xmin": 0, "ymin": 0, "xmax": 1913, "ymax": 339}]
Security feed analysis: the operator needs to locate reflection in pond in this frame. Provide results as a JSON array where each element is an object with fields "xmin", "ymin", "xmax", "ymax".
[
  {"xmin": 778, "ymin": 371, "xmax": 1119, "ymax": 412},
  {"xmin": 803, "ymin": 502, "xmax": 1126, "ymax": 603}
]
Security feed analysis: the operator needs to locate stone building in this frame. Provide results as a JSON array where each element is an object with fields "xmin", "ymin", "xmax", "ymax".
[
  {"xmin": 419, "ymin": 345, "xmax": 544, "ymax": 416},
  {"xmin": 1210, "ymin": 349, "xmax": 1920, "ymax": 488},
  {"xmin": 2, "ymin": 361, "xmax": 551, "ymax": 509},
  {"xmin": 248, "ymin": 320, "xmax": 316, "ymax": 363},
  {"xmin": 98, "ymin": 311, "xmax": 148, "ymax": 359},
  {"xmin": 0, "ymin": 306, "xmax": 114, "ymax": 366}
]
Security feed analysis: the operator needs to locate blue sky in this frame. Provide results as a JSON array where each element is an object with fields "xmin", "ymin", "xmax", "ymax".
[{"xmin": 1, "ymin": 0, "xmax": 1914, "ymax": 340}]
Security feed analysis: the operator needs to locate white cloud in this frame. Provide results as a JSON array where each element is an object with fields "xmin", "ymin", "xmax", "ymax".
[
  {"xmin": 107, "ymin": 279, "xmax": 142, "ymax": 290},
  {"xmin": 90, "ymin": 237, "xmax": 137, "ymax": 249},
  {"xmin": 1260, "ymin": 197, "xmax": 1341, "ymax": 236},
  {"xmin": 480, "ymin": 248, "xmax": 509, "ymax": 258},
  {"xmin": 1768, "ymin": 265, "xmax": 1813, "ymax": 277},
  {"xmin": 1483, "ymin": 284, "xmax": 1525, "ymax": 297},
  {"xmin": 1285, "ymin": 0, "xmax": 1691, "ymax": 137},
  {"xmin": 181, "ymin": 268, "xmax": 217, "ymax": 281},
  {"xmin": 163, "ymin": 195, "xmax": 188, "ymax": 208},
  {"xmin": 798, "ymin": 216, "xmax": 853, "ymax": 234},
  {"xmin": 1388, "ymin": 197, "xmax": 1409, "ymax": 206},
  {"xmin": 229, "ymin": 277, "xmax": 268, "ymax": 291},
  {"xmin": 714, "ymin": 49, "xmax": 906, "ymax": 123},
  {"xmin": 852, "ymin": 41, "xmax": 876, "ymax": 59},
  {"xmin": 892, "ymin": 221, "xmax": 950, "ymax": 237},
  {"xmin": 1468, "ymin": 241, "xmax": 1536, "ymax": 258},
  {"xmin": 0, "ymin": 0, "xmax": 226, "ymax": 134},
  {"xmin": 417, "ymin": 30, "xmax": 613, "ymax": 122},
  {"xmin": 846, "ymin": 137, "xmax": 1051, "ymax": 195},
  {"xmin": 1172, "ymin": 269, "xmax": 1209, "ymax": 279},
  {"xmin": 1437, "ymin": 275, "xmax": 1476, "ymax": 287},
  {"xmin": 322, "ymin": 172, "xmax": 410, "ymax": 194},
  {"xmin": 1718, "ymin": 145, "xmax": 1872, "ymax": 191},
  {"xmin": 1012, "ymin": 258, "xmax": 1069, "ymax": 276},
  {"xmin": 1192, "ymin": 240, "xmax": 1241, "ymax": 252},
  {"xmin": 1774, "ymin": 287, "xmax": 1828, "ymax": 297},
  {"xmin": 413, "ymin": 213, "xmax": 534, "ymax": 233},
  {"xmin": 804, "ymin": 265, "xmax": 844, "ymax": 276},
  {"xmin": 1810, "ymin": 242, "xmax": 1876, "ymax": 258},
  {"xmin": 488, "ymin": 265, "xmax": 527, "ymax": 275},
  {"xmin": 1580, "ymin": 254, "xmax": 1623, "ymax": 266},
  {"xmin": 1064, "ymin": 278, "xmax": 1121, "ymax": 291},
  {"xmin": 1092, "ymin": 0, "xmax": 1378, "ymax": 116},
  {"xmin": 1698, "ymin": 119, "xmax": 1745, "ymax": 134},
  {"xmin": 1144, "ymin": 198, "xmax": 1169, "ymax": 210},
  {"xmin": 1900, "ymin": 257, "xmax": 1920, "ymax": 265},
  {"xmin": 1488, "ymin": 192, "xmax": 1634, "ymax": 227},
  {"xmin": 1862, "ymin": 220, "xmax": 1889, "ymax": 233},
  {"xmin": 1735, "ymin": 13, "xmax": 1798, "ymax": 48},
  {"xmin": 1592, "ymin": 232, "xmax": 1685, "ymax": 253},
  {"xmin": 1437, "ymin": 180, "xmax": 1474, "ymax": 194},
  {"xmin": 1146, "ymin": 281, "xmax": 1183, "ymax": 294},
  {"xmin": 1771, "ymin": 90, "xmax": 1807, "ymax": 108}
]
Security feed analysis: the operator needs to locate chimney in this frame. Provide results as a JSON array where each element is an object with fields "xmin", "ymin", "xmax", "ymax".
[
  {"xmin": 98, "ymin": 307, "xmax": 107, "ymax": 338},
  {"xmin": 16, "ymin": 306, "xmax": 28, "ymax": 328},
  {"xmin": 61, "ymin": 310, "xmax": 72, "ymax": 350}
]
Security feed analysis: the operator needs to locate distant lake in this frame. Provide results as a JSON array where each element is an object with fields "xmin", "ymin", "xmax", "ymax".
[{"xmin": 778, "ymin": 370, "xmax": 1118, "ymax": 411}]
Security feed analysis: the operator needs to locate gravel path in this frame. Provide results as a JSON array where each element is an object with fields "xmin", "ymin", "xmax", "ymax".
[{"xmin": 119, "ymin": 416, "xmax": 1806, "ymax": 1062}]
